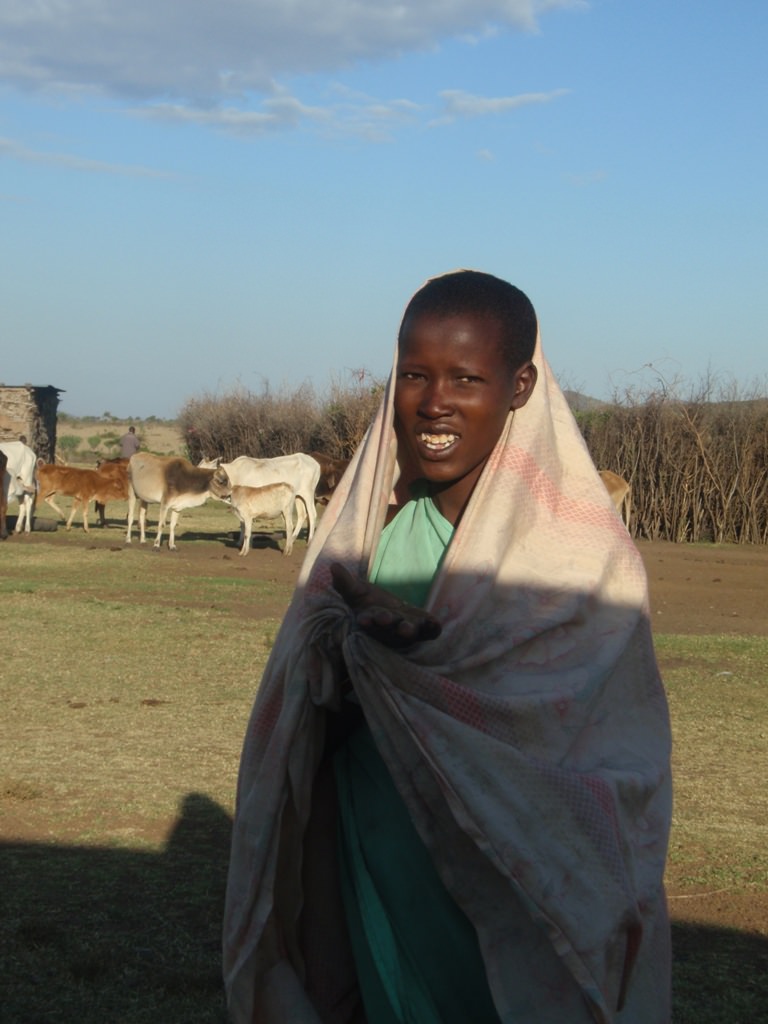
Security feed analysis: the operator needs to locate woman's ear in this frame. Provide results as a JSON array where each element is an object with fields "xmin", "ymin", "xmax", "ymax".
[{"xmin": 510, "ymin": 361, "xmax": 538, "ymax": 410}]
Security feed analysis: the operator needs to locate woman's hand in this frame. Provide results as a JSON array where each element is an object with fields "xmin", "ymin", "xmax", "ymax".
[{"xmin": 330, "ymin": 562, "xmax": 441, "ymax": 649}]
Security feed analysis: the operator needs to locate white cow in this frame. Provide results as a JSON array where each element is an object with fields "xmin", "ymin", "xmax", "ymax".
[
  {"xmin": 200, "ymin": 454, "xmax": 320, "ymax": 545},
  {"xmin": 224, "ymin": 482, "xmax": 297, "ymax": 557},
  {"xmin": 0, "ymin": 441, "xmax": 37, "ymax": 534},
  {"xmin": 0, "ymin": 450, "xmax": 7, "ymax": 539},
  {"xmin": 126, "ymin": 453, "xmax": 231, "ymax": 550}
]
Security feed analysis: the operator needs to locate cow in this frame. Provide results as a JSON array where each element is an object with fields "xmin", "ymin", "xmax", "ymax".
[
  {"xmin": 306, "ymin": 451, "xmax": 350, "ymax": 506},
  {"xmin": 126, "ymin": 453, "xmax": 231, "ymax": 550},
  {"xmin": 93, "ymin": 458, "xmax": 130, "ymax": 526},
  {"xmin": 598, "ymin": 469, "xmax": 631, "ymax": 528},
  {"xmin": 36, "ymin": 461, "xmax": 129, "ymax": 532},
  {"xmin": 223, "ymin": 482, "xmax": 297, "ymax": 557},
  {"xmin": 199, "ymin": 453, "xmax": 321, "ymax": 545},
  {"xmin": 0, "ymin": 440, "xmax": 37, "ymax": 534},
  {"xmin": 0, "ymin": 450, "xmax": 7, "ymax": 539}
]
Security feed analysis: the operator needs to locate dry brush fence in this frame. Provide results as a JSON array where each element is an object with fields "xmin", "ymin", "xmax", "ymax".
[
  {"xmin": 578, "ymin": 394, "xmax": 768, "ymax": 544},
  {"xmin": 178, "ymin": 375, "xmax": 384, "ymax": 466},
  {"xmin": 179, "ymin": 377, "xmax": 767, "ymax": 545}
]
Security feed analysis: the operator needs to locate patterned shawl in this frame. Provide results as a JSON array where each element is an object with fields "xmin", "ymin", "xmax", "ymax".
[{"xmin": 223, "ymin": 332, "xmax": 672, "ymax": 1024}]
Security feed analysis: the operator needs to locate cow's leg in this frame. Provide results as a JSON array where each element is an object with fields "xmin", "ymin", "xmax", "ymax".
[
  {"xmin": 44, "ymin": 495, "xmax": 67, "ymax": 520},
  {"xmin": 292, "ymin": 495, "xmax": 308, "ymax": 541},
  {"xmin": 65, "ymin": 498, "xmax": 79, "ymax": 531},
  {"xmin": 15, "ymin": 494, "xmax": 33, "ymax": 533},
  {"xmin": 239, "ymin": 517, "xmax": 252, "ymax": 556},
  {"xmin": 306, "ymin": 494, "xmax": 317, "ymax": 541},
  {"xmin": 67, "ymin": 496, "xmax": 89, "ymax": 532},
  {"xmin": 126, "ymin": 490, "xmax": 136, "ymax": 543},
  {"xmin": 282, "ymin": 500, "xmax": 294, "ymax": 556},
  {"xmin": 167, "ymin": 509, "xmax": 181, "ymax": 551},
  {"xmin": 154, "ymin": 502, "xmax": 168, "ymax": 549},
  {"xmin": 138, "ymin": 502, "xmax": 148, "ymax": 544},
  {"xmin": 26, "ymin": 493, "xmax": 35, "ymax": 532}
]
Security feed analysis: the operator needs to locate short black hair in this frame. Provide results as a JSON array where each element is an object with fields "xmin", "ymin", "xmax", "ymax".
[{"xmin": 398, "ymin": 270, "xmax": 538, "ymax": 373}]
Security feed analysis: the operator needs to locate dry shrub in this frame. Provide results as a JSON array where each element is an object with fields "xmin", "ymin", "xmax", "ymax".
[
  {"xmin": 308, "ymin": 374, "xmax": 385, "ymax": 460},
  {"xmin": 179, "ymin": 373, "xmax": 384, "ymax": 464}
]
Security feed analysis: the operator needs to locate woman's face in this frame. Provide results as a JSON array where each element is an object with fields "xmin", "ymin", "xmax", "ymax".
[{"xmin": 394, "ymin": 310, "xmax": 536, "ymax": 525}]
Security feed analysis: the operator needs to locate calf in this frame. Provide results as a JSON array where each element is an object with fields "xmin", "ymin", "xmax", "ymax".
[
  {"xmin": 0, "ymin": 441, "xmax": 37, "ymax": 533},
  {"xmin": 225, "ymin": 482, "xmax": 297, "ymax": 557},
  {"xmin": 199, "ymin": 453, "xmax": 320, "ymax": 543},
  {"xmin": 127, "ymin": 453, "xmax": 231, "ymax": 550},
  {"xmin": 36, "ymin": 461, "xmax": 129, "ymax": 532}
]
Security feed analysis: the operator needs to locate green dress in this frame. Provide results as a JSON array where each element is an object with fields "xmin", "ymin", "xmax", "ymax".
[{"xmin": 334, "ymin": 494, "xmax": 502, "ymax": 1024}]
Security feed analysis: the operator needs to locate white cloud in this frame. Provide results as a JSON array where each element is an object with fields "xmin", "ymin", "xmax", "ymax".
[
  {"xmin": 435, "ymin": 87, "xmax": 570, "ymax": 124},
  {"xmin": 137, "ymin": 89, "xmax": 329, "ymax": 137},
  {"xmin": 316, "ymin": 89, "xmax": 423, "ymax": 142},
  {"xmin": 134, "ymin": 83, "xmax": 422, "ymax": 142},
  {"xmin": 0, "ymin": 0, "xmax": 581, "ymax": 103},
  {"xmin": 0, "ymin": 135, "xmax": 174, "ymax": 177}
]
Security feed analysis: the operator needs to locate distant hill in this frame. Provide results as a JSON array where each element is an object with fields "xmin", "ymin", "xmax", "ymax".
[
  {"xmin": 562, "ymin": 390, "xmax": 768, "ymax": 414},
  {"xmin": 563, "ymin": 390, "xmax": 612, "ymax": 413}
]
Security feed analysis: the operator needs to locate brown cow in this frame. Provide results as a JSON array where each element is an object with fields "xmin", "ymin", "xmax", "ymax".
[
  {"xmin": 598, "ymin": 469, "xmax": 631, "ymax": 528},
  {"xmin": 306, "ymin": 451, "xmax": 350, "ymax": 505},
  {"xmin": 37, "ymin": 461, "xmax": 129, "ymax": 532},
  {"xmin": 93, "ymin": 458, "xmax": 130, "ymax": 526}
]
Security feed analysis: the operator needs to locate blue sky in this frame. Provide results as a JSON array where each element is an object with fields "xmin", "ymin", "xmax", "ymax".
[{"xmin": 1, "ymin": 0, "xmax": 766, "ymax": 418}]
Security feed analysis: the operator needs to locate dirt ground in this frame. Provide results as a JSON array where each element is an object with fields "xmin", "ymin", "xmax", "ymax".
[
  {"xmin": 278, "ymin": 537, "xmax": 768, "ymax": 637},
  {"xmin": 10, "ymin": 524, "xmax": 768, "ymax": 634},
  {"xmin": 112, "ymin": 534, "xmax": 768, "ymax": 638},
  {"xmin": 636, "ymin": 539, "xmax": 768, "ymax": 637}
]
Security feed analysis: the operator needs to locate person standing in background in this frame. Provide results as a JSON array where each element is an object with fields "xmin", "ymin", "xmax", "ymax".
[{"xmin": 119, "ymin": 425, "xmax": 140, "ymax": 459}]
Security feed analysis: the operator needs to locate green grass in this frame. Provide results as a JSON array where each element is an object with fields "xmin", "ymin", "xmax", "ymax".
[
  {"xmin": 655, "ymin": 633, "xmax": 768, "ymax": 1024},
  {"xmin": 658, "ymin": 634, "xmax": 768, "ymax": 890},
  {"xmin": 0, "ymin": 514, "xmax": 291, "ymax": 1022},
  {"xmin": 0, "ymin": 527, "xmax": 766, "ymax": 1022}
]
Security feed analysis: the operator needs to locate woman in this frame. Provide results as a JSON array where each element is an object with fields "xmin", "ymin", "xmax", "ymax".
[{"xmin": 223, "ymin": 271, "xmax": 672, "ymax": 1023}]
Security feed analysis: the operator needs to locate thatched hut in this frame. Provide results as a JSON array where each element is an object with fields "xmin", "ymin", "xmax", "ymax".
[{"xmin": 0, "ymin": 384, "xmax": 64, "ymax": 462}]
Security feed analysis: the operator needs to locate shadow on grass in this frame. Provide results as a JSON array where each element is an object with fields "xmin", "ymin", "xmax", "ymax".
[
  {"xmin": 4, "ymin": 514, "xmax": 59, "ymax": 533},
  {"xmin": 671, "ymin": 919, "xmax": 768, "ymax": 1023},
  {"xmin": 4, "ymin": 514, "xmax": 304, "ymax": 553},
  {"xmin": 179, "ymin": 530, "xmax": 305, "ymax": 552},
  {"xmin": 1, "ymin": 794, "xmax": 232, "ymax": 1023},
  {"xmin": 1, "ymin": 793, "xmax": 766, "ymax": 1023}
]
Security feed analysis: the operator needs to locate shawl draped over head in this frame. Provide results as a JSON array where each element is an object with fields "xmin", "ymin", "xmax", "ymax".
[{"xmin": 222, "ymin": 292, "xmax": 672, "ymax": 1024}]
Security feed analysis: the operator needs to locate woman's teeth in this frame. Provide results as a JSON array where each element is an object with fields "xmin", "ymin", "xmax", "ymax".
[{"xmin": 420, "ymin": 433, "xmax": 457, "ymax": 451}]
